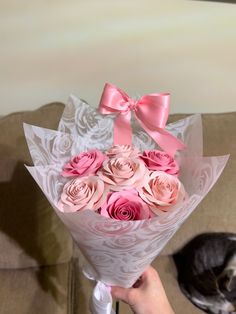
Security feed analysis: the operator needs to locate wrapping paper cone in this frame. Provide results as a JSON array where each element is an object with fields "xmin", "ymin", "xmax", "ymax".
[{"xmin": 24, "ymin": 95, "xmax": 229, "ymax": 313}]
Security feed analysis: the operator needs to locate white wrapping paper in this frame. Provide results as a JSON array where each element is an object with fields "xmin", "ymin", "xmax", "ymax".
[{"xmin": 24, "ymin": 95, "xmax": 229, "ymax": 313}]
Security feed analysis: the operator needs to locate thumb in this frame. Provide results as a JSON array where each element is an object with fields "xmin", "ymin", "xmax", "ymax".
[{"xmin": 111, "ymin": 286, "xmax": 131, "ymax": 303}]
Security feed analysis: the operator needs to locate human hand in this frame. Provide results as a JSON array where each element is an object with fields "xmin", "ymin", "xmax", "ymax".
[{"xmin": 111, "ymin": 266, "xmax": 175, "ymax": 314}]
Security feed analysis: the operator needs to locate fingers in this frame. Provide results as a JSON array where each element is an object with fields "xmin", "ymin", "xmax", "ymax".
[
  {"xmin": 141, "ymin": 266, "xmax": 160, "ymax": 286},
  {"xmin": 111, "ymin": 286, "xmax": 140, "ymax": 308},
  {"xmin": 111, "ymin": 267, "xmax": 175, "ymax": 314},
  {"xmin": 112, "ymin": 266, "xmax": 159, "ymax": 301},
  {"xmin": 111, "ymin": 267, "xmax": 157, "ymax": 300},
  {"xmin": 111, "ymin": 286, "xmax": 131, "ymax": 303}
]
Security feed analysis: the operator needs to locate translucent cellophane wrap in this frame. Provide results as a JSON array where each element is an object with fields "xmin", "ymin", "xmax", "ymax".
[{"xmin": 24, "ymin": 95, "xmax": 229, "ymax": 313}]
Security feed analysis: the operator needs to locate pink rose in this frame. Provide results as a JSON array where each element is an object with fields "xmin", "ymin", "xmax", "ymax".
[
  {"xmin": 105, "ymin": 145, "xmax": 140, "ymax": 158},
  {"xmin": 61, "ymin": 149, "xmax": 106, "ymax": 177},
  {"xmin": 138, "ymin": 171, "xmax": 186, "ymax": 214},
  {"xmin": 58, "ymin": 176, "xmax": 107, "ymax": 212},
  {"xmin": 140, "ymin": 150, "xmax": 179, "ymax": 177},
  {"xmin": 97, "ymin": 157, "xmax": 149, "ymax": 191},
  {"xmin": 100, "ymin": 189, "xmax": 151, "ymax": 220}
]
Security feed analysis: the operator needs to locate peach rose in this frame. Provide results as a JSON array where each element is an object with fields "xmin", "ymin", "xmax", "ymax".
[
  {"xmin": 138, "ymin": 171, "xmax": 186, "ymax": 214},
  {"xmin": 105, "ymin": 145, "xmax": 140, "ymax": 158},
  {"xmin": 58, "ymin": 176, "xmax": 106, "ymax": 212},
  {"xmin": 140, "ymin": 150, "xmax": 179, "ymax": 177},
  {"xmin": 61, "ymin": 149, "xmax": 106, "ymax": 177},
  {"xmin": 97, "ymin": 157, "xmax": 149, "ymax": 191},
  {"xmin": 100, "ymin": 189, "xmax": 151, "ymax": 221}
]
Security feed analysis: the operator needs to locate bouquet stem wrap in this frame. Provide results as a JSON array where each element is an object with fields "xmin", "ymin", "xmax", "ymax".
[{"xmin": 24, "ymin": 94, "xmax": 229, "ymax": 314}]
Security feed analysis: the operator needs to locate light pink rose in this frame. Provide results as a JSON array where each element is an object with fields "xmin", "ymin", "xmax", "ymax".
[
  {"xmin": 100, "ymin": 189, "xmax": 151, "ymax": 220},
  {"xmin": 97, "ymin": 157, "xmax": 149, "ymax": 191},
  {"xmin": 138, "ymin": 171, "xmax": 186, "ymax": 214},
  {"xmin": 105, "ymin": 145, "xmax": 140, "ymax": 159},
  {"xmin": 61, "ymin": 149, "xmax": 106, "ymax": 177},
  {"xmin": 58, "ymin": 176, "xmax": 106, "ymax": 212},
  {"xmin": 140, "ymin": 150, "xmax": 179, "ymax": 177}
]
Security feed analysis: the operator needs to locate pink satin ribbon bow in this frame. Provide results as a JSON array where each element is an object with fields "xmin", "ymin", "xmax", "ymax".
[{"xmin": 99, "ymin": 83, "xmax": 186, "ymax": 157}]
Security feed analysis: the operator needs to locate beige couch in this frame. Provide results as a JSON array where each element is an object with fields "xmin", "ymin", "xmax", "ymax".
[{"xmin": 0, "ymin": 103, "xmax": 235, "ymax": 314}]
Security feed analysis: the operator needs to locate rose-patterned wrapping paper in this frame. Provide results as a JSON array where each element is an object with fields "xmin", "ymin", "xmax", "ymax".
[{"xmin": 24, "ymin": 95, "xmax": 229, "ymax": 314}]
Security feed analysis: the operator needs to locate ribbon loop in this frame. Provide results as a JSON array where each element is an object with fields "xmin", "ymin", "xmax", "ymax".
[{"xmin": 99, "ymin": 83, "xmax": 186, "ymax": 156}]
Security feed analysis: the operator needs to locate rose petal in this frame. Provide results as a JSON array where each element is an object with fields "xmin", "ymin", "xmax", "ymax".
[
  {"xmin": 138, "ymin": 171, "xmax": 186, "ymax": 213},
  {"xmin": 140, "ymin": 150, "xmax": 179, "ymax": 177},
  {"xmin": 58, "ymin": 176, "xmax": 107, "ymax": 212},
  {"xmin": 61, "ymin": 149, "xmax": 106, "ymax": 177},
  {"xmin": 100, "ymin": 189, "xmax": 151, "ymax": 221}
]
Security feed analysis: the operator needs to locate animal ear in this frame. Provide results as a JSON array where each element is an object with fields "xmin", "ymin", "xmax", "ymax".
[{"xmin": 218, "ymin": 269, "xmax": 236, "ymax": 292}]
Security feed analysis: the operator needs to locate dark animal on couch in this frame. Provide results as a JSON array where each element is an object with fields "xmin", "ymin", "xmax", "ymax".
[{"xmin": 173, "ymin": 233, "xmax": 236, "ymax": 314}]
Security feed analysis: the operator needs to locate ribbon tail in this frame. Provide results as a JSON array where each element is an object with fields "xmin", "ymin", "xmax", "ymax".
[
  {"xmin": 90, "ymin": 282, "xmax": 115, "ymax": 314},
  {"xmin": 155, "ymin": 128, "xmax": 186, "ymax": 156},
  {"xmin": 136, "ymin": 115, "xmax": 186, "ymax": 156},
  {"xmin": 113, "ymin": 112, "xmax": 132, "ymax": 145}
]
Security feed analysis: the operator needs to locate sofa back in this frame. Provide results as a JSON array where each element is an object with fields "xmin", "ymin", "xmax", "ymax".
[{"xmin": 162, "ymin": 112, "xmax": 236, "ymax": 254}]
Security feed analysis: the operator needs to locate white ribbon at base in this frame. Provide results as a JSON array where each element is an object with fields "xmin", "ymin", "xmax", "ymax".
[
  {"xmin": 90, "ymin": 281, "xmax": 115, "ymax": 314},
  {"xmin": 82, "ymin": 264, "xmax": 115, "ymax": 314}
]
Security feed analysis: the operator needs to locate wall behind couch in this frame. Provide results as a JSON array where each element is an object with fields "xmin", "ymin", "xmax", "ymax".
[{"xmin": 0, "ymin": 0, "xmax": 236, "ymax": 116}]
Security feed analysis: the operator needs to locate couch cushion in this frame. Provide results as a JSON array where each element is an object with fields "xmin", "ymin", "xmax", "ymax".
[
  {"xmin": 0, "ymin": 261, "xmax": 74, "ymax": 314},
  {"xmin": 154, "ymin": 256, "xmax": 203, "ymax": 314},
  {"xmin": 162, "ymin": 112, "xmax": 236, "ymax": 254},
  {"xmin": 0, "ymin": 103, "xmax": 73, "ymax": 268}
]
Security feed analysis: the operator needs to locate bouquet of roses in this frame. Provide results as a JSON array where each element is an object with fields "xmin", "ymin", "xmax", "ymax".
[
  {"xmin": 24, "ymin": 83, "xmax": 229, "ymax": 314},
  {"xmin": 58, "ymin": 145, "xmax": 186, "ymax": 220}
]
